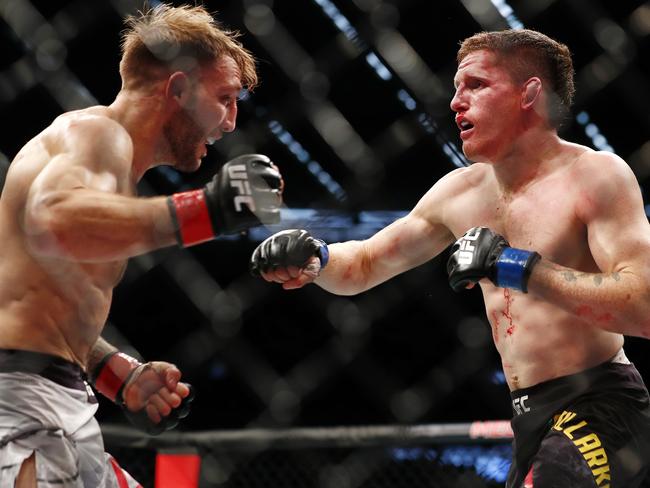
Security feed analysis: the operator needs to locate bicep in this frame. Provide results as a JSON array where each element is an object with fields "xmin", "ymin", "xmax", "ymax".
[
  {"xmin": 579, "ymin": 155, "xmax": 650, "ymax": 272},
  {"xmin": 364, "ymin": 170, "xmax": 463, "ymax": 279},
  {"xmin": 29, "ymin": 153, "xmax": 118, "ymax": 199},
  {"xmin": 25, "ymin": 153, "xmax": 120, "ymax": 231}
]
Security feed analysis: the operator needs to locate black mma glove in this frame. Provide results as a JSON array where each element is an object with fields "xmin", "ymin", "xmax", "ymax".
[
  {"xmin": 168, "ymin": 154, "xmax": 283, "ymax": 247},
  {"xmin": 249, "ymin": 229, "xmax": 329, "ymax": 276},
  {"xmin": 447, "ymin": 227, "xmax": 540, "ymax": 293},
  {"xmin": 90, "ymin": 351, "xmax": 194, "ymax": 436}
]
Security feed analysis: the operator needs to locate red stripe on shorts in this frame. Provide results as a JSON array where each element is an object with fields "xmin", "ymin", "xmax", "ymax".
[
  {"xmin": 524, "ymin": 465, "xmax": 534, "ymax": 487},
  {"xmin": 109, "ymin": 456, "xmax": 134, "ymax": 488}
]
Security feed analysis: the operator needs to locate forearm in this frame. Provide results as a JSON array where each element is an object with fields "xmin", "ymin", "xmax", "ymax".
[
  {"xmin": 86, "ymin": 336, "xmax": 143, "ymax": 403},
  {"xmin": 528, "ymin": 259, "xmax": 650, "ymax": 337},
  {"xmin": 26, "ymin": 190, "xmax": 177, "ymax": 261},
  {"xmin": 315, "ymin": 240, "xmax": 377, "ymax": 295},
  {"xmin": 85, "ymin": 336, "xmax": 118, "ymax": 373},
  {"xmin": 314, "ymin": 218, "xmax": 448, "ymax": 295}
]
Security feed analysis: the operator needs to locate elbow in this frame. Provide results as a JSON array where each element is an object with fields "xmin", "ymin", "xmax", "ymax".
[
  {"xmin": 619, "ymin": 281, "xmax": 650, "ymax": 338},
  {"xmin": 23, "ymin": 193, "xmax": 70, "ymax": 258},
  {"xmin": 342, "ymin": 242, "xmax": 374, "ymax": 295},
  {"xmin": 635, "ymin": 288, "xmax": 650, "ymax": 336},
  {"xmin": 24, "ymin": 231, "xmax": 63, "ymax": 258},
  {"xmin": 632, "ymin": 274, "xmax": 650, "ymax": 315}
]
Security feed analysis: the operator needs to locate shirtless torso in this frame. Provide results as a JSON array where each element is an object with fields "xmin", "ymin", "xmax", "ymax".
[
  {"xmin": 0, "ymin": 54, "xmax": 248, "ymax": 369},
  {"xmin": 437, "ymin": 146, "xmax": 625, "ymax": 390},
  {"xmin": 0, "ymin": 107, "xmax": 140, "ymax": 367}
]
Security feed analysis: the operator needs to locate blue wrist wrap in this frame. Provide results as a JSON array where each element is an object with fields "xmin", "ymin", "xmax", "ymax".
[
  {"xmin": 495, "ymin": 247, "xmax": 538, "ymax": 292},
  {"xmin": 315, "ymin": 239, "xmax": 329, "ymax": 268}
]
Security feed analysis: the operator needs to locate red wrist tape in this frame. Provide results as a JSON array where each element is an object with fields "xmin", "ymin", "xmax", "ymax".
[
  {"xmin": 94, "ymin": 352, "xmax": 142, "ymax": 403},
  {"xmin": 168, "ymin": 190, "xmax": 215, "ymax": 247}
]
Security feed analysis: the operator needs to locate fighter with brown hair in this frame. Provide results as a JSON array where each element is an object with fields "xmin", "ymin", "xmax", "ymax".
[
  {"xmin": 251, "ymin": 29, "xmax": 650, "ymax": 487},
  {"xmin": 0, "ymin": 4, "xmax": 282, "ymax": 486}
]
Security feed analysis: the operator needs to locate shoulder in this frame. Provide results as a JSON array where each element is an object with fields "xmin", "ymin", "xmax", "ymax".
[
  {"xmin": 49, "ymin": 109, "xmax": 133, "ymax": 166},
  {"xmin": 570, "ymin": 149, "xmax": 637, "ymax": 191},
  {"xmin": 418, "ymin": 163, "xmax": 491, "ymax": 205},
  {"xmin": 570, "ymin": 149, "xmax": 640, "ymax": 221},
  {"xmin": 408, "ymin": 163, "xmax": 492, "ymax": 229}
]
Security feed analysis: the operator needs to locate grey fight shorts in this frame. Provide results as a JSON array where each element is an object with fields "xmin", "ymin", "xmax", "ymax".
[{"xmin": 0, "ymin": 352, "xmax": 140, "ymax": 487}]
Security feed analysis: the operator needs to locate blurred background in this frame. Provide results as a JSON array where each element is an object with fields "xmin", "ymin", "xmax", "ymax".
[{"xmin": 1, "ymin": 0, "xmax": 649, "ymax": 485}]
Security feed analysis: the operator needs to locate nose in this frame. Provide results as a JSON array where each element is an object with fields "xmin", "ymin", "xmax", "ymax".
[
  {"xmin": 222, "ymin": 103, "xmax": 237, "ymax": 133},
  {"xmin": 450, "ymin": 87, "xmax": 467, "ymax": 113}
]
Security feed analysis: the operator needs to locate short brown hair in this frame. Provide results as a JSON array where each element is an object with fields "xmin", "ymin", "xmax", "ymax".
[
  {"xmin": 458, "ymin": 29, "xmax": 574, "ymax": 127},
  {"xmin": 120, "ymin": 3, "xmax": 258, "ymax": 91}
]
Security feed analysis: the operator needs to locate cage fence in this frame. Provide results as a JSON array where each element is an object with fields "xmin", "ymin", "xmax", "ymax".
[{"xmin": 103, "ymin": 420, "xmax": 513, "ymax": 488}]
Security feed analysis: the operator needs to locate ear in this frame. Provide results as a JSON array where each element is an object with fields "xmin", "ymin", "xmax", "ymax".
[
  {"xmin": 521, "ymin": 77, "xmax": 542, "ymax": 110},
  {"xmin": 165, "ymin": 71, "xmax": 191, "ymax": 107}
]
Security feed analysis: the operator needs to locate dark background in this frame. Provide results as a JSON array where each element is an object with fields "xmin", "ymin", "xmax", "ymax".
[{"xmin": 1, "ymin": 0, "xmax": 649, "ymax": 433}]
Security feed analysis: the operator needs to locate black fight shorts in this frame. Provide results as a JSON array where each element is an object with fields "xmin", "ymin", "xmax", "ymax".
[{"xmin": 506, "ymin": 356, "xmax": 650, "ymax": 488}]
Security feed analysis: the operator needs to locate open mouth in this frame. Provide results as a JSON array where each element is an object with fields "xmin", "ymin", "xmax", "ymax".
[
  {"xmin": 456, "ymin": 117, "xmax": 475, "ymax": 139},
  {"xmin": 200, "ymin": 136, "xmax": 218, "ymax": 159},
  {"xmin": 459, "ymin": 120, "xmax": 474, "ymax": 132}
]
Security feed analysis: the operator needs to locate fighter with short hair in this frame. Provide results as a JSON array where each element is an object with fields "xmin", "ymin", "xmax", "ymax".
[
  {"xmin": 250, "ymin": 29, "xmax": 650, "ymax": 487},
  {"xmin": 0, "ymin": 4, "xmax": 282, "ymax": 486}
]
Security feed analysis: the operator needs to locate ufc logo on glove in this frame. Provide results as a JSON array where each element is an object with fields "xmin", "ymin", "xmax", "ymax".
[
  {"xmin": 228, "ymin": 164, "xmax": 256, "ymax": 212},
  {"xmin": 447, "ymin": 227, "xmax": 540, "ymax": 293},
  {"xmin": 168, "ymin": 154, "xmax": 282, "ymax": 246},
  {"xmin": 457, "ymin": 227, "xmax": 482, "ymax": 265}
]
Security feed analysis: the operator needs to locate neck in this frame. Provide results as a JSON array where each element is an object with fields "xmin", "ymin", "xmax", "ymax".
[
  {"xmin": 108, "ymin": 89, "xmax": 166, "ymax": 183},
  {"xmin": 490, "ymin": 126, "xmax": 563, "ymax": 195}
]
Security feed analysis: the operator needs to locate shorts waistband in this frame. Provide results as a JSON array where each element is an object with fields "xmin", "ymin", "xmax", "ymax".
[
  {"xmin": 0, "ymin": 348, "xmax": 87, "ymax": 391},
  {"xmin": 510, "ymin": 348, "xmax": 632, "ymax": 400},
  {"xmin": 610, "ymin": 347, "xmax": 630, "ymax": 365}
]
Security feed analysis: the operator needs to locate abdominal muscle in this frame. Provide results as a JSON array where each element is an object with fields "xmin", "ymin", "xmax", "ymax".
[
  {"xmin": 0, "ymin": 237, "xmax": 123, "ymax": 368},
  {"xmin": 482, "ymin": 284, "xmax": 623, "ymax": 391}
]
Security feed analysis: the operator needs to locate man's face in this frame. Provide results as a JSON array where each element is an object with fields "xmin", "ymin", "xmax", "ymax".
[
  {"xmin": 164, "ymin": 56, "xmax": 242, "ymax": 172},
  {"xmin": 450, "ymin": 50, "xmax": 523, "ymax": 163}
]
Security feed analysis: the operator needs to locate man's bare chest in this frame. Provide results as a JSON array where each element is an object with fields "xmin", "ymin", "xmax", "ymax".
[{"xmin": 447, "ymin": 185, "xmax": 590, "ymax": 268}]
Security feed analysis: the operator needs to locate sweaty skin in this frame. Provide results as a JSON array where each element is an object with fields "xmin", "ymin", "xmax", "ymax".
[
  {"xmin": 0, "ymin": 56, "xmax": 242, "ymax": 368},
  {"xmin": 261, "ymin": 50, "xmax": 650, "ymax": 391}
]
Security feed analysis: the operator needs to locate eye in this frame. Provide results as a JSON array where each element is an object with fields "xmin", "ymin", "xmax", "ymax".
[
  {"xmin": 218, "ymin": 94, "xmax": 238, "ymax": 108},
  {"xmin": 468, "ymin": 79, "xmax": 484, "ymax": 89}
]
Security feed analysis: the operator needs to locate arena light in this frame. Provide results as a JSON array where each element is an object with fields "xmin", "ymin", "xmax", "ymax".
[
  {"xmin": 576, "ymin": 111, "xmax": 615, "ymax": 153},
  {"xmin": 267, "ymin": 119, "xmax": 347, "ymax": 201},
  {"xmin": 312, "ymin": 0, "xmax": 363, "ymax": 48},
  {"xmin": 365, "ymin": 52, "xmax": 392, "ymax": 81},
  {"xmin": 489, "ymin": 0, "xmax": 524, "ymax": 29}
]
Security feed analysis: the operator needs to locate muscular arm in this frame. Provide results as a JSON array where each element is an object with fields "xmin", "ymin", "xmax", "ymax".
[
  {"xmin": 527, "ymin": 152, "xmax": 650, "ymax": 337},
  {"xmin": 23, "ymin": 116, "xmax": 177, "ymax": 262},
  {"xmin": 315, "ymin": 180, "xmax": 457, "ymax": 296}
]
